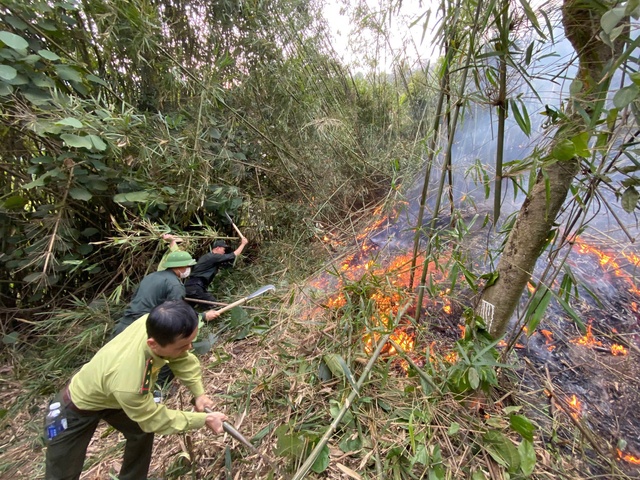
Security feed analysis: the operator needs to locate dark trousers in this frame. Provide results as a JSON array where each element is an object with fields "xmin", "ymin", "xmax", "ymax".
[
  {"xmin": 45, "ymin": 399, "xmax": 154, "ymax": 480},
  {"xmin": 185, "ymin": 278, "xmax": 216, "ymax": 304}
]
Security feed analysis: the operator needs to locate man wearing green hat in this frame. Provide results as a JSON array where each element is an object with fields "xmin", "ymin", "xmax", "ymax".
[{"xmin": 112, "ymin": 250, "xmax": 197, "ymax": 336}]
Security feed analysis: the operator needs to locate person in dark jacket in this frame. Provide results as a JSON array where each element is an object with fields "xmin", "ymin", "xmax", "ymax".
[
  {"xmin": 112, "ymin": 250, "xmax": 196, "ymax": 336},
  {"xmin": 185, "ymin": 235, "xmax": 248, "ymax": 304}
]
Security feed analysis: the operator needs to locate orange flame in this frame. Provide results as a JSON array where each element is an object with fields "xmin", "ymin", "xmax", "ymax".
[
  {"xmin": 611, "ymin": 344, "xmax": 628, "ymax": 356},
  {"xmin": 444, "ymin": 351, "xmax": 458, "ymax": 363},
  {"xmin": 617, "ymin": 449, "xmax": 640, "ymax": 465},
  {"xmin": 574, "ymin": 240, "xmax": 640, "ymax": 296},
  {"xmin": 568, "ymin": 394, "xmax": 582, "ymax": 419},
  {"xmin": 571, "ymin": 324, "xmax": 602, "ymax": 347}
]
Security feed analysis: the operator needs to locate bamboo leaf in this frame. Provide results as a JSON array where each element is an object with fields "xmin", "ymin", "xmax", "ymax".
[
  {"xmin": 517, "ymin": 0, "xmax": 546, "ymax": 39},
  {"xmin": 622, "ymin": 186, "xmax": 639, "ymax": 213},
  {"xmin": 510, "ymin": 99, "xmax": 531, "ymax": 136},
  {"xmin": 525, "ymin": 285, "xmax": 551, "ymax": 332}
]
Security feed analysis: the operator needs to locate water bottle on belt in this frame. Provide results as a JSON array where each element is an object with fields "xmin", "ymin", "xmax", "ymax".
[{"xmin": 44, "ymin": 402, "xmax": 67, "ymax": 441}]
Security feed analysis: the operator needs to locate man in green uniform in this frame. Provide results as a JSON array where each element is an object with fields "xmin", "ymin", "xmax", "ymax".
[
  {"xmin": 45, "ymin": 300, "xmax": 227, "ymax": 480},
  {"xmin": 112, "ymin": 250, "xmax": 196, "ymax": 336}
]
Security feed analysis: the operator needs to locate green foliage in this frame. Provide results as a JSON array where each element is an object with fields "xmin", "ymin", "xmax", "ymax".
[{"xmin": 444, "ymin": 310, "xmax": 505, "ymax": 395}]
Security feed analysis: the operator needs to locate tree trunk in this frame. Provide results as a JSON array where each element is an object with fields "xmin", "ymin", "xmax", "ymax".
[{"xmin": 477, "ymin": 0, "xmax": 625, "ymax": 337}]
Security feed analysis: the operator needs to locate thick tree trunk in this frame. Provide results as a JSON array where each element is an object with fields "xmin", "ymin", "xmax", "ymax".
[{"xmin": 477, "ymin": 0, "xmax": 624, "ymax": 337}]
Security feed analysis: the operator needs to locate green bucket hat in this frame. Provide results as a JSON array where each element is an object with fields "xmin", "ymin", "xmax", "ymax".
[{"xmin": 163, "ymin": 250, "xmax": 197, "ymax": 268}]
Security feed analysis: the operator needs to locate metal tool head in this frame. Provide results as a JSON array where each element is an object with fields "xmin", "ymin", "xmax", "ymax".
[{"xmin": 246, "ymin": 284, "xmax": 275, "ymax": 300}]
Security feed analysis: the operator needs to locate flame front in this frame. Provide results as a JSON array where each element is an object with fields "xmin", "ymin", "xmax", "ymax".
[
  {"xmin": 571, "ymin": 324, "xmax": 602, "ymax": 347},
  {"xmin": 617, "ymin": 449, "xmax": 640, "ymax": 465},
  {"xmin": 568, "ymin": 394, "xmax": 582, "ymax": 420},
  {"xmin": 611, "ymin": 344, "xmax": 628, "ymax": 356}
]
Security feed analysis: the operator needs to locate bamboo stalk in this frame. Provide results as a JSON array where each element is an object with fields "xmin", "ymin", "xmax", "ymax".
[
  {"xmin": 290, "ymin": 302, "xmax": 413, "ymax": 480},
  {"xmin": 290, "ymin": 331, "xmax": 391, "ymax": 480}
]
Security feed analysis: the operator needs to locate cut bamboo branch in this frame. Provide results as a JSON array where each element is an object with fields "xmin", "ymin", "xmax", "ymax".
[
  {"xmin": 290, "ymin": 331, "xmax": 391, "ymax": 480},
  {"xmin": 290, "ymin": 301, "xmax": 412, "ymax": 480}
]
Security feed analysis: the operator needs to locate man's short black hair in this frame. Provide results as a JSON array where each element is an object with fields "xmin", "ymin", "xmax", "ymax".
[{"xmin": 147, "ymin": 300, "xmax": 198, "ymax": 346}]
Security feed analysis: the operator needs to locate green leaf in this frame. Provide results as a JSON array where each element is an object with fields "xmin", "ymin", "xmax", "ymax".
[
  {"xmin": 518, "ymin": 439, "xmax": 536, "ymax": 475},
  {"xmin": 61, "ymin": 134, "xmax": 92, "ymax": 149},
  {"xmin": 4, "ymin": 195, "xmax": 27, "ymax": 210},
  {"xmin": 56, "ymin": 117, "xmax": 83, "ymax": 128},
  {"xmin": 0, "ymin": 83, "xmax": 13, "ymax": 96},
  {"xmin": 569, "ymin": 79, "xmax": 583, "ymax": 96},
  {"xmin": 323, "ymin": 353, "xmax": 358, "ymax": 393},
  {"xmin": 55, "ymin": 65, "xmax": 83, "ymax": 83},
  {"xmin": 471, "ymin": 471, "xmax": 487, "ymax": 480},
  {"xmin": 311, "ymin": 444, "xmax": 330, "ymax": 473},
  {"xmin": 622, "ymin": 186, "xmax": 639, "ymax": 213},
  {"xmin": 2, "ymin": 332, "xmax": 19, "ymax": 345},
  {"xmin": 0, "ymin": 65, "xmax": 17, "ymax": 81},
  {"xmin": 339, "ymin": 433, "xmax": 362, "ymax": 453},
  {"xmin": 69, "ymin": 187, "xmax": 92, "ymax": 201},
  {"xmin": 38, "ymin": 49, "xmax": 60, "ymax": 61},
  {"xmin": 510, "ymin": 99, "xmax": 531, "ymax": 136},
  {"xmin": 274, "ymin": 425, "xmax": 306, "ymax": 458},
  {"xmin": 23, "ymin": 89, "xmax": 50, "ymax": 105},
  {"xmin": 89, "ymin": 134, "xmax": 107, "ymax": 151},
  {"xmin": 613, "ymin": 84, "xmax": 639, "ymax": 109},
  {"xmin": 510, "ymin": 414, "xmax": 535, "ymax": 441},
  {"xmin": 551, "ymin": 139, "xmax": 576, "ymax": 161},
  {"xmin": 113, "ymin": 191, "xmax": 151, "ymax": 203},
  {"xmin": 571, "ymin": 132, "xmax": 591, "ymax": 158},
  {"xmin": 483, "ymin": 430, "xmax": 521, "ymax": 473},
  {"xmin": 0, "ymin": 31, "xmax": 29, "ymax": 50},
  {"xmin": 31, "ymin": 73, "xmax": 55, "ymax": 88},
  {"xmin": 468, "ymin": 367, "xmax": 480, "ymax": 390},
  {"xmin": 601, "ymin": 7, "xmax": 625, "ymax": 35},
  {"xmin": 447, "ymin": 422, "xmax": 460, "ymax": 436}
]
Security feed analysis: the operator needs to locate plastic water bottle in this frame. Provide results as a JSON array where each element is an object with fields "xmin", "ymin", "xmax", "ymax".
[{"xmin": 45, "ymin": 402, "xmax": 66, "ymax": 441}]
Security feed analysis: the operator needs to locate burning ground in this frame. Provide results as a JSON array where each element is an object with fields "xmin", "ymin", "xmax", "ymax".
[{"xmin": 1, "ymin": 209, "xmax": 639, "ymax": 479}]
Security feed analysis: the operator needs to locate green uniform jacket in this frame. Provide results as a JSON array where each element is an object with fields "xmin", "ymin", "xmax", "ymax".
[
  {"xmin": 69, "ymin": 315, "xmax": 207, "ymax": 435},
  {"xmin": 117, "ymin": 270, "xmax": 185, "ymax": 329}
]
